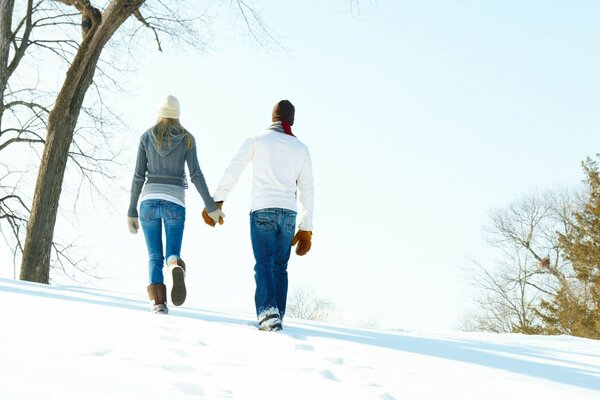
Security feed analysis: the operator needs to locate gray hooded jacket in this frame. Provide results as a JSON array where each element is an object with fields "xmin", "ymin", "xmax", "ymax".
[{"xmin": 128, "ymin": 127, "xmax": 217, "ymax": 218}]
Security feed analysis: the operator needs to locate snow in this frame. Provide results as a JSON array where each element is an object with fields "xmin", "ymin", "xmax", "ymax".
[{"xmin": 1, "ymin": 278, "xmax": 599, "ymax": 399}]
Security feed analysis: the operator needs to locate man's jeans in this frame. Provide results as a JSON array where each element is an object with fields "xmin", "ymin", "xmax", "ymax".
[
  {"xmin": 250, "ymin": 208, "xmax": 297, "ymax": 320},
  {"xmin": 140, "ymin": 199, "xmax": 185, "ymax": 284}
]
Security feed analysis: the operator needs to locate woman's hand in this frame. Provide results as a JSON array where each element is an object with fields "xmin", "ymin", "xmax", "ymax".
[
  {"xmin": 127, "ymin": 217, "xmax": 139, "ymax": 234},
  {"xmin": 202, "ymin": 202, "xmax": 225, "ymax": 227}
]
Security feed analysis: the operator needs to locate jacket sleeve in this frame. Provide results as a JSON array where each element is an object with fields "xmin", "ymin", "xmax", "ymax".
[
  {"xmin": 213, "ymin": 137, "xmax": 254, "ymax": 202},
  {"xmin": 127, "ymin": 140, "xmax": 147, "ymax": 218},
  {"xmin": 297, "ymin": 150, "xmax": 314, "ymax": 231},
  {"xmin": 186, "ymin": 135, "xmax": 218, "ymax": 212}
]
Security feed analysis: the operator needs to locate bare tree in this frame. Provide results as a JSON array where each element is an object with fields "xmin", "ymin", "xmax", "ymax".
[
  {"xmin": 0, "ymin": 1, "xmax": 76, "ymax": 275},
  {"xmin": 0, "ymin": 1, "xmax": 123, "ymax": 281},
  {"xmin": 0, "ymin": 1, "xmax": 127, "ymax": 281},
  {"xmin": 0, "ymin": 1, "xmax": 40, "ymax": 249},
  {"xmin": 463, "ymin": 190, "xmax": 578, "ymax": 333},
  {"xmin": 15, "ymin": 0, "xmax": 278, "ymax": 283},
  {"xmin": 464, "ymin": 255, "xmax": 543, "ymax": 333},
  {"xmin": 286, "ymin": 285, "xmax": 337, "ymax": 322}
]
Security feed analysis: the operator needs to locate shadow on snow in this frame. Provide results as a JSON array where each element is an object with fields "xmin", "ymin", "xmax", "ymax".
[{"xmin": 2, "ymin": 278, "xmax": 599, "ymax": 391}]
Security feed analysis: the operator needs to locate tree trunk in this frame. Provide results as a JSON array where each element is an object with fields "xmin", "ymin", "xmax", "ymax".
[
  {"xmin": 20, "ymin": 0, "xmax": 145, "ymax": 283},
  {"xmin": 0, "ymin": 0, "xmax": 15, "ymax": 112}
]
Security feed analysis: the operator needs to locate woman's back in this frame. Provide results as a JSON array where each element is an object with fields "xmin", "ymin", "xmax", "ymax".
[{"xmin": 140, "ymin": 126, "xmax": 191, "ymax": 185}]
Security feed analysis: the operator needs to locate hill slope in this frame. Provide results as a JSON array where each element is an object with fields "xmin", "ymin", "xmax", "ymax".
[{"xmin": 1, "ymin": 278, "xmax": 599, "ymax": 399}]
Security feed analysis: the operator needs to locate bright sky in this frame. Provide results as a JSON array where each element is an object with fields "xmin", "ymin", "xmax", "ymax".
[{"xmin": 3, "ymin": 1, "xmax": 600, "ymax": 331}]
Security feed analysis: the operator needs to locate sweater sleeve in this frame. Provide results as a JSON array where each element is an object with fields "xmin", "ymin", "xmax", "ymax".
[
  {"xmin": 213, "ymin": 137, "xmax": 254, "ymax": 203},
  {"xmin": 127, "ymin": 141, "xmax": 147, "ymax": 218},
  {"xmin": 297, "ymin": 150, "xmax": 314, "ymax": 231},
  {"xmin": 186, "ymin": 135, "xmax": 218, "ymax": 212}
]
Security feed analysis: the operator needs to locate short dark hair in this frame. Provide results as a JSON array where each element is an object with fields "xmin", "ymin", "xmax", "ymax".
[{"xmin": 273, "ymin": 100, "xmax": 295, "ymax": 125}]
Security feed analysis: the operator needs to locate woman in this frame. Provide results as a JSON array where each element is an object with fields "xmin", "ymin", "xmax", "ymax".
[{"xmin": 127, "ymin": 95, "xmax": 224, "ymax": 314}]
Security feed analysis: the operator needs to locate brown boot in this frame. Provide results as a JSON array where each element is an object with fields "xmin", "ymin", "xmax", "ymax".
[
  {"xmin": 147, "ymin": 284, "xmax": 168, "ymax": 314},
  {"xmin": 170, "ymin": 258, "xmax": 187, "ymax": 306}
]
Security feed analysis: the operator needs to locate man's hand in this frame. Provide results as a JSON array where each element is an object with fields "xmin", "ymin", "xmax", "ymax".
[
  {"xmin": 127, "ymin": 217, "xmax": 139, "ymax": 234},
  {"xmin": 202, "ymin": 201, "xmax": 225, "ymax": 227},
  {"xmin": 292, "ymin": 230, "xmax": 312, "ymax": 256}
]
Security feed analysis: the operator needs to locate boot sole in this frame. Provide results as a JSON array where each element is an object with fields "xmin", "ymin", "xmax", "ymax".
[{"xmin": 171, "ymin": 266, "xmax": 186, "ymax": 306}]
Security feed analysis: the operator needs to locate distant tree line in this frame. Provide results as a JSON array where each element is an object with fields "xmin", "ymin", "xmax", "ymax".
[
  {"xmin": 465, "ymin": 157, "xmax": 600, "ymax": 339},
  {"xmin": 286, "ymin": 285, "xmax": 380, "ymax": 328}
]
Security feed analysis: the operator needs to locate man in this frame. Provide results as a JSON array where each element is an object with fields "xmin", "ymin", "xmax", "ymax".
[{"xmin": 203, "ymin": 100, "xmax": 314, "ymax": 331}]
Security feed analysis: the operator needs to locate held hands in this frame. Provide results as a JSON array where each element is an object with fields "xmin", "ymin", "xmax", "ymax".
[
  {"xmin": 127, "ymin": 217, "xmax": 139, "ymax": 234},
  {"xmin": 202, "ymin": 201, "xmax": 225, "ymax": 227},
  {"xmin": 292, "ymin": 230, "xmax": 312, "ymax": 256}
]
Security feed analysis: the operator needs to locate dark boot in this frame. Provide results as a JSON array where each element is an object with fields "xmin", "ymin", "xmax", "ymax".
[
  {"xmin": 170, "ymin": 258, "xmax": 186, "ymax": 306},
  {"xmin": 258, "ymin": 308, "xmax": 282, "ymax": 332},
  {"xmin": 147, "ymin": 283, "xmax": 168, "ymax": 314}
]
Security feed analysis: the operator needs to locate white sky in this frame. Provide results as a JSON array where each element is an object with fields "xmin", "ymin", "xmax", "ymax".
[{"xmin": 2, "ymin": 1, "xmax": 600, "ymax": 331}]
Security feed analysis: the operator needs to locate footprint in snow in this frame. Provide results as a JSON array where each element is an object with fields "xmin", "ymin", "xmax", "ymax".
[
  {"xmin": 295, "ymin": 344, "xmax": 314, "ymax": 351},
  {"xmin": 326, "ymin": 357, "xmax": 344, "ymax": 365},
  {"xmin": 160, "ymin": 335, "xmax": 179, "ymax": 342},
  {"xmin": 92, "ymin": 349, "xmax": 112, "ymax": 357},
  {"xmin": 169, "ymin": 347, "xmax": 189, "ymax": 357},
  {"xmin": 319, "ymin": 370, "xmax": 340, "ymax": 382},
  {"xmin": 173, "ymin": 382, "xmax": 205, "ymax": 396},
  {"xmin": 162, "ymin": 364, "xmax": 196, "ymax": 373},
  {"xmin": 380, "ymin": 392, "xmax": 396, "ymax": 400}
]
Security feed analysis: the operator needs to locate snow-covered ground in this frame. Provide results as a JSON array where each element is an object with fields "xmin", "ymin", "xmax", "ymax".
[{"xmin": 1, "ymin": 278, "xmax": 599, "ymax": 399}]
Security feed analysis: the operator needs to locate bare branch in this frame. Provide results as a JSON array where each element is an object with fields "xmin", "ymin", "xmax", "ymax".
[
  {"xmin": 0, "ymin": 194, "xmax": 31, "ymax": 211},
  {"xmin": 233, "ymin": 0, "xmax": 284, "ymax": 51},
  {"xmin": 5, "ymin": 0, "xmax": 35, "ymax": 82},
  {"xmin": 1, "ymin": 100, "xmax": 50, "ymax": 113},
  {"xmin": 133, "ymin": 10, "xmax": 162, "ymax": 51},
  {"xmin": 0, "ymin": 137, "xmax": 44, "ymax": 151}
]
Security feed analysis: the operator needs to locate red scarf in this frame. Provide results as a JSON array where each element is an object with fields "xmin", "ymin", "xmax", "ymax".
[{"xmin": 281, "ymin": 121, "xmax": 295, "ymax": 137}]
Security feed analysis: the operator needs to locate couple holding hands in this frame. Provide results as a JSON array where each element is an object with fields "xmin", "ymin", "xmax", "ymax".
[{"xmin": 127, "ymin": 96, "xmax": 313, "ymax": 332}]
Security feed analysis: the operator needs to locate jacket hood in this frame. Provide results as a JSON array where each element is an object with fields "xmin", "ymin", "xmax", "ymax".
[{"xmin": 147, "ymin": 127, "xmax": 187, "ymax": 157}]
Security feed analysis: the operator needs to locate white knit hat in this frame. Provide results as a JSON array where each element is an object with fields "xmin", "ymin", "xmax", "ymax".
[{"xmin": 157, "ymin": 95, "xmax": 180, "ymax": 119}]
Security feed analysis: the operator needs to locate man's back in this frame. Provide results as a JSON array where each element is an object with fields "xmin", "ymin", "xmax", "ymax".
[
  {"xmin": 251, "ymin": 129, "xmax": 310, "ymax": 211},
  {"xmin": 213, "ymin": 123, "xmax": 313, "ymax": 231}
]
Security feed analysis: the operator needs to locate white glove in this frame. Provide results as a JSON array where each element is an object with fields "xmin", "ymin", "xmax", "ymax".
[
  {"xmin": 127, "ymin": 217, "xmax": 139, "ymax": 234},
  {"xmin": 207, "ymin": 208, "xmax": 225, "ymax": 226}
]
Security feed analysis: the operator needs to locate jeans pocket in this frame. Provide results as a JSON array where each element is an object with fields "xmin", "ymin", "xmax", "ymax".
[
  {"xmin": 140, "ymin": 202, "xmax": 157, "ymax": 222},
  {"xmin": 165, "ymin": 203, "xmax": 185, "ymax": 221},
  {"xmin": 253, "ymin": 211, "xmax": 276, "ymax": 231}
]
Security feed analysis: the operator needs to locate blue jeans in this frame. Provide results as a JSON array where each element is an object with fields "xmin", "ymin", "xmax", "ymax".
[
  {"xmin": 250, "ymin": 208, "xmax": 297, "ymax": 320},
  {"xmin": 140, "ymin": 199, "xmax": 185, "ymax": 284}
]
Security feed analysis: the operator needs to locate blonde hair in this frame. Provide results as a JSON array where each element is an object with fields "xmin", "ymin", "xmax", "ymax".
[{"xmin": 153, "ymin": 118, "xmax": 193, "ymax": 150}]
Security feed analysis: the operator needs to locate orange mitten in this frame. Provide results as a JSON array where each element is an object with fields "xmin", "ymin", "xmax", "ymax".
[
  {"xmin": 202, "ymin": 202, "xmax": 224, "ymax": 227},
  {"xmin": 291, "ymin": 230, "xmax": 312, "ymax": 256}
]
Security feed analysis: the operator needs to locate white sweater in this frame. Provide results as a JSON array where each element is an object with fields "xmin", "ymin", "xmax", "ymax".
[{"xmin": 213, "ymin": 125, "xmax": 314, "ymax": 231}]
